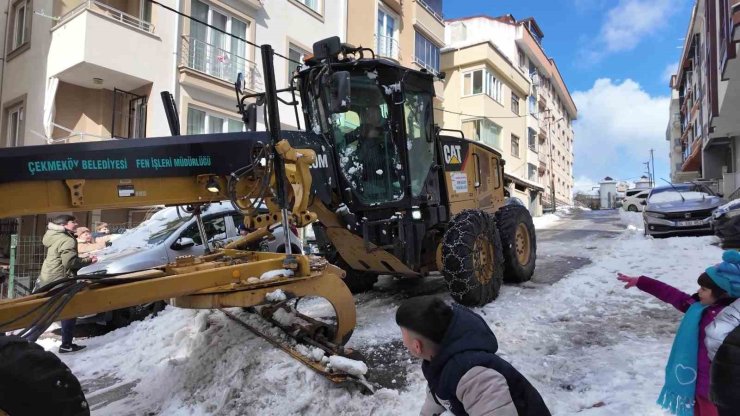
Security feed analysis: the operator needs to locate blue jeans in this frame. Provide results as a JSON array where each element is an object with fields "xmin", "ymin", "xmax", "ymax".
[{"xmin": 61, "ymin": 319, "xmax": 76, "ymax": 345}]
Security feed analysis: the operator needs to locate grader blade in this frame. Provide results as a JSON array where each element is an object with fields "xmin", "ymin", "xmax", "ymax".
[{"xmin": 220, "ymin": 309, "xmax": 374, "ymax": 395}]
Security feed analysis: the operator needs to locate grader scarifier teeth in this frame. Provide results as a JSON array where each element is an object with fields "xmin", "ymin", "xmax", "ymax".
[{"xmin": 220, "ymin": 309, "xmax": 374, "ymax": 394}]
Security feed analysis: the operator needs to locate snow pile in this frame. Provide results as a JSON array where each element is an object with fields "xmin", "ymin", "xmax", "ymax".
[
  {"xmin": 260, "ymin": 269, "xmax": 294, "ymax": 282},
  {"xmin": 265, "ymin": 289, "xmax": 287, "ymax": 303},
  {"xmin": 327, "ymin": 356, "xmax": 368, "ymax": 377},
  {"xmin": 619, "ymin": 210, "xmax": 644, "ymax": 230},
  {"xmin": 533, "ymin": 213, "xmax": 560, "ymax": 229}
]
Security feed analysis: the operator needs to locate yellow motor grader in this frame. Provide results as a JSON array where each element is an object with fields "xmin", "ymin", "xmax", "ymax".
[{"xmin": 0, "ymin": 36, "xmax": 537, "ymax": 415}]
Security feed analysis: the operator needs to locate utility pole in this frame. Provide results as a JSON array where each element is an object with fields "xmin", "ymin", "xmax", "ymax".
[
  {"xmin": 643, "ymin": 161, "xmax": 652, "ymax": 187},
  {"xmin": 650, "ymin": 148, "xmax": 656, "ymax": 187}
]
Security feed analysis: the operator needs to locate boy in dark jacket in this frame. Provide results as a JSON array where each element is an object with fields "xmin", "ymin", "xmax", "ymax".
[{"xmin": 396, "ymin": 296, "xmax": 550, "ymax": 416}]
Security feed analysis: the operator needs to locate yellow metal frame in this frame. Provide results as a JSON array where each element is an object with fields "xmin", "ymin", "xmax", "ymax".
[
  {"xmin": 0, "ymin": 140, "xmax": 357, "ymax": 346},
  {"xmin": 0, "ymin": 251, "xmax": 355, "ymax": 345}
]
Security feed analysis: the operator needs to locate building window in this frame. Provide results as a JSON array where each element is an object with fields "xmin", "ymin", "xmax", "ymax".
[
  {"xmin": 377, "ymin": 6, "xmax": 399, "ymax": 60},
  {"xmin": 188, "ymin": 0, "xmax": 251, "ymax": 85},
  {"xmin": 461, "ymin": 118, "xmax": 502, "ymax": 150},
  {"xmin": 511, "ymin": 93, "xmax": 520, "ymax": 115},
  {"xmin": 511, "ymin": 134, "xmax": 520, "ymax": 158},
  {"xmin": 528, "ymin": 163, "xmax": 537, "ymax": 181},
  {"xmin": 10, "ymin": 0, "xmax": 29, "ymax": 51},
  {"xmin": 414, "ymin": 31, "xmax": 440, "ymax": 74},
  {"xmin": 294, "ymin": 0, "xmax": 320, "ymax": 12},
  {"xmin": 288, "ymin": 43, "xmax": 309, "ymax": 78},
  {"xmin": 518, "ymin": 48, "xmax": 525, "ymax": 69},
  {"xmin": 528, "ymin": 95, "xmax": 537, "ymax": 117},
  {"xmin": 5, "ymin": 103, "xmax": 24, "ymax": 147},
  {"xmin": 528, "ymin": 128, "xmax": 537, "ymax": 152},
  {"xmin": 463, "ymin": 69, "xmax": 502, "ymax": 102},
  {"xmin": 187, "ymin": 107, "xmax": 244, "ymax": 135}
]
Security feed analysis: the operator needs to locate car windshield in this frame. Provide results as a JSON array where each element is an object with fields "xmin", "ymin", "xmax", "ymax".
[
  {"xmin": 105, "ymin": 207, "xmax": 198, "ymax": 251},
  {"xmin": 648, "ymin": 184, "xmax": 714, "ymax": 203}
]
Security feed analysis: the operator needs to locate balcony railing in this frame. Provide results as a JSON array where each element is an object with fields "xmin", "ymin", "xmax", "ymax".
[
  {"xmin": 60, "ymin": 0, "xmax": 155, "ymax": 33},
  {"xmin": 412, "ymin": 56, "xmax": 439, "ymax": 75},
  {"xmin": 376, "ymin": 35, "xmax": 400, "ymax": 60},
  {"xmin": 181, "ymin": 36, "xmax": 261, "ymax": 91},
  {"xmin": 417, "ymin": 0, "xmax": 444, "ymax": 22}
]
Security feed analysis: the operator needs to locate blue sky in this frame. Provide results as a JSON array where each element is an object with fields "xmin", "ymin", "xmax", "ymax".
[{"xmin": 443, "ymin": 0, "xmax": 694, "ymax": 191}]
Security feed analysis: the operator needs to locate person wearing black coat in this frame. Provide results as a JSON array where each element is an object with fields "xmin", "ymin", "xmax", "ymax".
[{"xmin": 711, "ymin": 325, "xmax": 740, "ymax": 416}]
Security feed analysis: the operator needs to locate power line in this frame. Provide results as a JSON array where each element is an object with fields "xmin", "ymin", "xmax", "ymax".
[
  {"xmin": 435, "ymin": 107, "xmax": 530, "ymax": 120},
  {"xmin": 147, "ymin": 0, "xmax": 302, "ymax": 66}
]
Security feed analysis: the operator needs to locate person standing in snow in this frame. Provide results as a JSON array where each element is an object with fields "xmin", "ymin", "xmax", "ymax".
[
  {"xmin": 617, "ymin": 250, "xmax": 740, "ymax": 416},
  {"xmin": 706, "ymin": 296, "xmax": 740, "ymax": 415},
  {"xmin": 38, "ymin": 215, "xmax": 97, "ymax": 354},
  {"xmin": 395, "ymin": 296, "xmax": 550, "ymax": 416}
]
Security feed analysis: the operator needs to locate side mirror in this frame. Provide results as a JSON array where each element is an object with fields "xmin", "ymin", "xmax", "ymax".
[
  {"xmin": 235, "ymin": 72, "xmax": 244, "ymax": 92},
  {"xmin": 326, "ymin": 71, "xmax": 351, "ymax": 113},
  {"xmin": 243, "ymin": 103, "xmax": 258, "ymax": 131},
  {"xmin": 173, "ymin": 237, "xmax": 195, "ymax": 250}
]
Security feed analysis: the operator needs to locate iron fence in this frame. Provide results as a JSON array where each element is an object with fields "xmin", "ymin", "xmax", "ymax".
[{"xmin": 2, "ymin": 235, "xmax": 45, "ymax": 299}]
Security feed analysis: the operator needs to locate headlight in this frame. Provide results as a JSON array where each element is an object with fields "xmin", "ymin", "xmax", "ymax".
[{"xmin": 644, "ymin": 211, "xmax": 665, "ymax": 218}]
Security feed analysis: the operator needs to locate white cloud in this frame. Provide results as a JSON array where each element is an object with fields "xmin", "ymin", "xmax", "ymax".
[
  {"xmin": 582, "ymin": 0, "xmax": 680, "ymax": 62},
  {"xmin": 573, "ymin": 176, "xmax": 599, "ymax": 194},
  {"xmin": 572, "ymin": 78, "xmax": 670, "ymax": 186},
  {"xmin": 661, "ymin": 62, "xmax": 678, "ymax": 84}
]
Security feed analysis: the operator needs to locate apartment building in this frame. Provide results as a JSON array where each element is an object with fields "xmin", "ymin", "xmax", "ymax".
[
  {"xmin": 670, "ymin": 0, "xmax": 740, "ymax": 196},
  {"xmin": 0, "ymin": 0, "xmax": 345, "ymax": 242},
  {"xmin": 667, "ymin": 85, "xmax": 686, "ymax": 183},
  {"xmin": 443, "ymin": 15, "xmax": 577, "ymax": 214},
  {"xmin": 345, "ymin": 0, "xmax": 445, "ymax": 117}
]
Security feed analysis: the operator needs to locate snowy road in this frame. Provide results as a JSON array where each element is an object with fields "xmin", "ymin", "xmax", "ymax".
[{"xmin": 37, "ymin": 208, "xmax": 725, "ymax": 415}]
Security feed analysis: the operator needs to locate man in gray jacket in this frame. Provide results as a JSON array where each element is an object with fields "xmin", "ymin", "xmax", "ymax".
[
  {"xmin": 396, "ymin": 296, "xmax": 550, "ymax": 416},
  {"xmin": 705, "ymin": 298, "xmax": 740, "ymax": 416},
  {"xmin": 38, "ymin": 215, "xmax": 97, "ymax": 353}
]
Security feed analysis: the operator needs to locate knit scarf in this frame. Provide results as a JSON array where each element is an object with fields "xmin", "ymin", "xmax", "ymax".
[{"xmin": 657, "ymin": 302, "xmax": 707, "ymax": 416}]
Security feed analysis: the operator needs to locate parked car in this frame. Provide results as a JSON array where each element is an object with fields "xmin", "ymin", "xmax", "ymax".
[
  {"xmin": 712, "ymin": 199, "xmax": 740, "ymax": 247},
  {"xmin": 643, "ymin": 183, "xmax": 724, "ymax": 237},
  {"xmin": 78, "ymin": 202, "xmax": 302, "ymax": 327},
  {"xmin": 622, "ymin": 189, "xmax": 651, "ymax": 212}
]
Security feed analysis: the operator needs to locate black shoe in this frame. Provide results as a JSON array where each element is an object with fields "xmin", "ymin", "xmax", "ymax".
[{"xmin": 59, "ymin": 343, "xmax": 86, "ymax": 354}]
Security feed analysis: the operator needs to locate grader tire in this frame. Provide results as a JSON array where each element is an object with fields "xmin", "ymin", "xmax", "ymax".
[
  {"xmin": 495, "ymin": 204, "xmax": 537, "ymax": 283},
  {"xmin": 0, "ymin": 335, "xmax": 89, "ymax": 416},
  {"xmin": 441, "ymin": 210, "xmax": 504, "ymax": 306}
]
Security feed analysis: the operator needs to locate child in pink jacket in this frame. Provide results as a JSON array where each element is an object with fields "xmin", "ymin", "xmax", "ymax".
[{"xmin": 618, "ymin": 250, "xmax": 740, "ymax": 416}]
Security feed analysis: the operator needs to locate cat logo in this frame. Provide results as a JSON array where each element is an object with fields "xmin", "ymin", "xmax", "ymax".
[
  {"xmin": 310, "ymin": 153, "xmax": 329, "ymax": 169},
  {"xmin": 443, "ymin": 144, "xmax": 463, "ymax": 165}
]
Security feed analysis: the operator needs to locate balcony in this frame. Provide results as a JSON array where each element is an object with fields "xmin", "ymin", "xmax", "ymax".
[
  {"xmin": 376, "ymin": 34, "xmax": 400, "ymax": 61},
  {"xmin": 179, "ymin": 36, "xmax": 262, "ymax": 94},
  {"xmin": 538, "ymin": 160, "xmax": 546, "ymax": 175},
  {"xmin": 48, "ymin": 0, "xmax": 159, "ymax": 91},
  {"xmin": 413, "ymin": 0, "xmax": 444, "ymax": 47}
]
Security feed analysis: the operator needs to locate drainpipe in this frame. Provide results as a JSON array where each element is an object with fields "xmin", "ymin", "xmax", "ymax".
[
  {"xmin": 172, "ymin": 0, "xmax": 181, "ymax": 128},
  {"xmin": 0, "ymin": 0, "xmax": 13, "ymax": 116}
]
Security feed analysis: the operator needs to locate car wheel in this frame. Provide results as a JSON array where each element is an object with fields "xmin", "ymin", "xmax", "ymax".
[{"xmin": 628, "ymin": 205, "xmax": 638, "ymax": 212}]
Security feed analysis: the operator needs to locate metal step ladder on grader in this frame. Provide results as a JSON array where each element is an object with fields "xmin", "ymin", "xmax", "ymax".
[{"xmin": 0, "ymin": 35, "xmax": 537, "ymax": 415}]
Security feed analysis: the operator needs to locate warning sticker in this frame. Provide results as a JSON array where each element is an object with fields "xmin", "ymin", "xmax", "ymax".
[{"xmin": 450, "ymin": 172, "xmax": 468, "ymax": 194}]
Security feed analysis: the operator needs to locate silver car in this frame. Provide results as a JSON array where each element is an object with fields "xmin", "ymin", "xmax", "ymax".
[
  {"xmin": 79, "ymin": 202, "xmax": 303, "ymax": 276},
  {"xmin": 643, "ymin": 183, "xmax": 724, "ymax": 237}
]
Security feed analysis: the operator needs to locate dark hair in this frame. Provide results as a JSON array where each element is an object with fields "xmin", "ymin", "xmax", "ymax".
[
  {"xmin": 698, "ymin": 272, "xmax": 727, "ymax": 299},
  {"xmin": 395, "ymin": 296, "xmax": 453, "ymax": 344},
  {"xmin": 52, "ymin": 214, "xmax": 76, "ymax": 226}
]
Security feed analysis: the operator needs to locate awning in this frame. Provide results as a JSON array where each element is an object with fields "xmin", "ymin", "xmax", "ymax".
[{"xmin": 505, "ymin": 173, "xmax": 545, "ymax": 192}]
